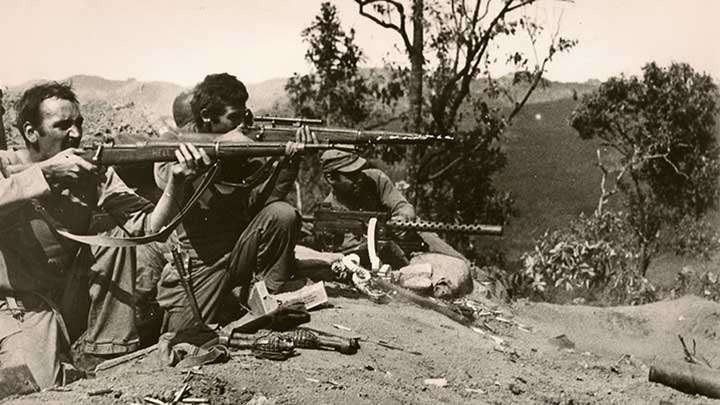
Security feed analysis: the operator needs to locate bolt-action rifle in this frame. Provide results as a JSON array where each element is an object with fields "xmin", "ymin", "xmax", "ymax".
[
  {"xmin": 200, "ymin": 112, "xmax": 449, "ymax": 144},
  {"xmin": 75, "ymin": 141, "xmax": 345, "ymax": 165},
  {"xmin": 4, "ymin": 142, "xmax": 351, "ymax": 248},
  {"xmin": 176, "ymin": 125, "xmax": 454, "ymax": 145},
  {"xmin": 5, "ymin": 141, "xmax": 349, "ymax": 176}
]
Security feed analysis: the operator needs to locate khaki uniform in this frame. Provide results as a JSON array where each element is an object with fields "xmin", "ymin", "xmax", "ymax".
[
  {"xmin": 154, "ymin": 125, "xmax": 302, "ymax": 332},
  {"xmin": 0, "ymin": 150, "xmax": 154, "ymax": 388}
]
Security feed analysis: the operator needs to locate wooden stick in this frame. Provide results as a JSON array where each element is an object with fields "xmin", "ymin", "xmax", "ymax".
[{"xmin": 95, "ymin": 345, "xmax": 158, "ymax": 373}]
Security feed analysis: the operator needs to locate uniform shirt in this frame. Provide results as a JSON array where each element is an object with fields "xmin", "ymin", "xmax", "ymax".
[
  {"xmin": 154, "ymin": 124, "xmax": 299, "ymax": 265},
  {"xmin": 0, "ymin": 149, "xmax": 153, "ymax": 295},
  {"xmin": 324, "ymin": 168, "xmax": 415, "ymax": 220},
  {"xmin": 323, "ymin": 168, "xmax": 467, "ymax": 260},
  {"xmin": 322, "ymin": 168, "xmax": 415, "ymax": 250}
]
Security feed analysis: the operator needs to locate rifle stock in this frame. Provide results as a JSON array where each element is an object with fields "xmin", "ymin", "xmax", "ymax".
[
  {"xmin": 5, "ymin": 141, "xmax": 346, "ymax": 174},
  {"xmin": 79, "ymin": 141, "xmax": 335, "ymax": 165}
]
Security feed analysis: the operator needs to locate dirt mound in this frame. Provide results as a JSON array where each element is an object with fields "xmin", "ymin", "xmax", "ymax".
[
  {"xmin": 6, "ymin": 292, "xmax": 718, "ymax": 404},
  {"xmin": 517, "ymin": 295, "xmax": 720, "ymax": 364}
]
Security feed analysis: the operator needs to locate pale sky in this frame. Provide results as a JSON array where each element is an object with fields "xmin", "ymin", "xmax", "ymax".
[{"xmin": 0, "ymin": 0, "xmax": 717, "ymax": 87}]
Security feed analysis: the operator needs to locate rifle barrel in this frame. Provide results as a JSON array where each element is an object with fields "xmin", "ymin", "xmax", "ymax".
[
  {"xmin": 245, "ymin": 126, "xmax": 454, "ymax": 144},
  {"xmin": 388, "ymin": 220, "xmax": 503, "ymax": 236},
  {"xmin": 254, "ymin": 115, "xmax": 324, "ymax": 126}
]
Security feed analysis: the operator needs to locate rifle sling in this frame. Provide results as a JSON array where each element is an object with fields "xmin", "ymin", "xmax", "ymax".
[
  {"xmin": 52, "ymin": 164, "xmax": 221, "ymax": 247},
  {"xmin": 215, "ymin": 158, "xmax": 276, "ymax": 190}
]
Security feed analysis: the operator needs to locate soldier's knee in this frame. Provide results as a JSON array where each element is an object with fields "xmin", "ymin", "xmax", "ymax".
[{"xmin": 265, "ymin": 202, "xmax": 300, "ymax": 229}]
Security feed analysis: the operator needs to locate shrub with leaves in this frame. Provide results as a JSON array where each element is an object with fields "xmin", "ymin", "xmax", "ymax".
[
  {"xmin": 672, "ymin": 267, "xmax": 720, "ymax": 302},
  {"xmin": 667, "ymin": 216, "xmax": 720, "ymax": 260},
  {"xmin": 570, "ymin": 62, "xmax": 720, "ymax": 275},
  {"xmin": 518, "ymin": 211, "xmax": 656, "ymax": 305}
]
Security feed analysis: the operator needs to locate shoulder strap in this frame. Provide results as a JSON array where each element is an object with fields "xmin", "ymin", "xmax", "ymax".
[
  {"xmin": 215, "ymin": 158, "xmax": 277, "ymax": 190},
  {"xmin": 53, "ymin": 164, "xmax": 220, "ymax": 247}
]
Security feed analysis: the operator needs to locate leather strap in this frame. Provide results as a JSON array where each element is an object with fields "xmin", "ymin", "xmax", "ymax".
[
  {"xmin": 53, "ymin": 164, "xmax": 220, "ymax": 247},
  {"xmin": 175, "ymin": 345, "xmax": 229, "ymax": 368},
  {"xmin": 216, "ymin": 158, "xmax": 276, "ymax": 189}
]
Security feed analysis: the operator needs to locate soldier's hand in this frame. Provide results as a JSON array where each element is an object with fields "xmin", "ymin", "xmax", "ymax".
[
  {"xmin": 295, "ymin": 124, "xmax": 318, "ymax": 144},
  {"xmin": 284, "ymin": 141, "xmax": 305, "ymax": 157},
  {"xmin": 38, "ymin": 148, "xmax": 98, "ymax": 188},
  {"xmin": 169, "ymin": 143, "xmax": 212, "ymax": 181}
]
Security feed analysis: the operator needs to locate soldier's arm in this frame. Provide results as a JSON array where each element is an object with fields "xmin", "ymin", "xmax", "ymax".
[
  {"xmin": 0, "ymin": 151, "xmax": 51, "ymax": 215},
  {"xmin": 371, "ymin": 169, "xmax": 416, "ymax": 221}
]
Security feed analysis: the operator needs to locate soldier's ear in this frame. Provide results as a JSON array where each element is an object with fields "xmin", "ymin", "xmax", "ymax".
[
  {"xmin": 200, "ymin": 108, "xmax": 212, "ymax": 124},
  {"xmin": 23, "ymin": 121, "xmax": 39, "ymax": 145}
]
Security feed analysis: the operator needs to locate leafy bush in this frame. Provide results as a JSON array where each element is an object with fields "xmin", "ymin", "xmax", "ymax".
[
  {"xmin": 570, "ymin": 62, "xmax": 720, "ymax": 275},
  {"xmin": 667, "ymin": 216, "xmax": 720, "ymax": 260},
  {"xmin": 672, "ymin": 267, "xmax": 720, "ymax": 302},
  {"xmin": 517, "ymin": 211, "xmax": 657, "ymax": 305}
]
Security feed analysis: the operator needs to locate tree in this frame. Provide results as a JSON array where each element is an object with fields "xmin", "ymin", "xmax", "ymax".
[
  {"xmin": 286, "ymin": 2, "xmax": 381, "ymax": 213},
  {"xmin": 286, "ymin": 2, "xmax": 374, "ymax": 127},
  {"xmin": 353, "ymin": 0, "xmax": 575, "ymax": 258},
  {"xmin": 0, "ymin": 88, "xmax": 6, "ymax": 150},
  {"xmin": 570, "ymin": 62, "xmax": 720, "ymax": 275}
]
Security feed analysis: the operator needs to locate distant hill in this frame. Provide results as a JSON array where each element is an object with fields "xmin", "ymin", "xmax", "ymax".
[
  {"xmin": 246, "ymin": 77, "xmax": 291, "ymax": 113},
  {"xmin": 9, "ymin": 75, "xmax": 183, "ymax": 119}
]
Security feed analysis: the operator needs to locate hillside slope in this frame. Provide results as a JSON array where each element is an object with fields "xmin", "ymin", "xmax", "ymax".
[{"xmin": 497, "ymin": 97, "xmax": 601, "ymax": 258}]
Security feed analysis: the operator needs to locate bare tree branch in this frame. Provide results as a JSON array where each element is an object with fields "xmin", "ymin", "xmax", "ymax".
[
  {"xmin": 425, "ymin": 1, "xmax": 564, "ymax": 181},
  {"xmin": 478, "ymin": 0, "xmax": 493, "ymax": 22},
  {"xmin": 354, "ymin": 0, "xmax": 413, "ymax": 54}
]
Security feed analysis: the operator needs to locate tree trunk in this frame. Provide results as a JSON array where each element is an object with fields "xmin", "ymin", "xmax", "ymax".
[
  {"xmin": 0, "ymin": 89, "xmax": 6, "ymax": 150},
  {"xmin": 406, "ymin": 0, "xmax": 424, "ymax": 207},
  {"xmin": 409, "ymin": 0, "xmax": 423, "ymax": 133},
  {"xmin": 638, "ymin": 241, "xmax": 651, "ymax": 277}
]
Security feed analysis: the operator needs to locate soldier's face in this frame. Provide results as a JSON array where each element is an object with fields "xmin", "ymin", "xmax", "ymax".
[
  {"xmin": 33, "ymin": 97, "xmax": 83, "ymax": 158},
  {"xmin": 324, "ymin": 170, "xmax": 361, "ymax": 196},
  {"xmin": 210, "ymin": 105, "xmax": 246, "ymax": 133}
]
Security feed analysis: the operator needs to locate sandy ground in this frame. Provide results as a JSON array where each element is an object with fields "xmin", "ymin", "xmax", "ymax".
[{"xmin": 4, "ymin": 289, "xmax": 720, "ymax": 404}]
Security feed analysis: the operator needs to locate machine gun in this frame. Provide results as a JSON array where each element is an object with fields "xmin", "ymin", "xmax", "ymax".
[
  {"xmin": 304, "ymin": 206, "xmax": 502, "ymax": 239},
  {"xmin": 301, "ymin": 205, "xmax": 502, "ymax": 263}
]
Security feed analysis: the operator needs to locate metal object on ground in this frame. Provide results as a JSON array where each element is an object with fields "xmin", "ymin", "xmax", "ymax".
[{"xmin": 649, "ymin": 360, "xmax": 720, "ymax": 399}]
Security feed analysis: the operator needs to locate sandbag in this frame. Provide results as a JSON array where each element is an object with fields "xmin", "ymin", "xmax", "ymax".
[{"xmin": 396, "ymin": 253, "xmax": 473, "ymax": 299}]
